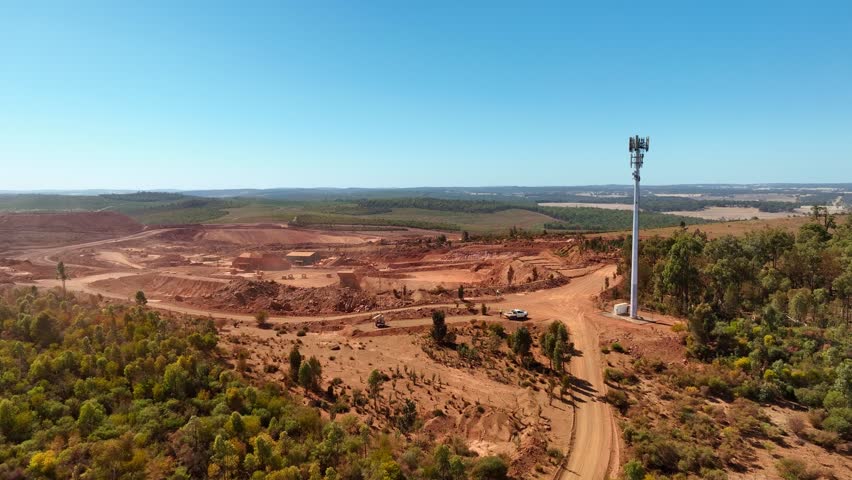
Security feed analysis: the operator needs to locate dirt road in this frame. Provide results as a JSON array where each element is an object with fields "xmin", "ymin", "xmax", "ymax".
[
  {"xmin": 515, "ymin": 265, "xmax": 620, "ymax": 480},
  {"xmin": 12, "ymin": 228, "xmax": 171, "ymax": 265}
]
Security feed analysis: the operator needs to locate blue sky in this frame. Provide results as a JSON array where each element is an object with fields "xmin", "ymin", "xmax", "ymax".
[{"xmin": 2, "ymin": 1, "xmax": 850, "ymax": 190}]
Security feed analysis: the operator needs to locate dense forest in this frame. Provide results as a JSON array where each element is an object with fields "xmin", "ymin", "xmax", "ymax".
[
  {"xmin": 616, "ymin": 214, "xmax": 852, "ymax": 478},
  {"xmin": 0, "ymin": 288, "xmax": 507, "ymax": 479}
]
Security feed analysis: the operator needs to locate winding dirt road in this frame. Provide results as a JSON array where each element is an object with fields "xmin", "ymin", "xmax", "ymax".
[{"xmin": 513, "ymin": 266, "xmax": 620, "ymax": 480}]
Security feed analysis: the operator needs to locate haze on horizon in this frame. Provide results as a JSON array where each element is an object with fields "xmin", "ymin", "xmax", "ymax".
[{"xmin": 2, "ymin": 1, "xmax": 851, "ymax": 190}]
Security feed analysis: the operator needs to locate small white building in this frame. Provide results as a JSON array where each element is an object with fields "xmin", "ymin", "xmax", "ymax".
[{"xmin": 613, "ymin": 303, "xmax": 630, "ymax": 316}]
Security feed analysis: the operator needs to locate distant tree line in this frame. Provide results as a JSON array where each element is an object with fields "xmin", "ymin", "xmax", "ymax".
[{"xmin": 532, "ymin": 193, "xmax": 799, "ymax": 213}]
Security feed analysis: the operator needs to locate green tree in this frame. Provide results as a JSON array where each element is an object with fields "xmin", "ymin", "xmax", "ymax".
[
  {"xmin": 457, "ymin": 285, "xmax": 464, "ymax": 301},
  {"xmin": 788, "ymin": 289, "xmax": 813, "ymax": 323},
  {"xmin": 832, "ymin": 267, "xmax": 852, "ymax": 322},
  {"xmin": 135, "ymin": 290, "xmax": 148, "ymax": 306},
  {"xmin": 163, "ymin": 362, "xmax": 190, "ymax": 399},
  {"xmin": 56, "ymin": 261, "xmax": 68, "ymax": 297},
  {"xmin": 512, "ymin": 327, "xmax": 532, "ymax": 359},
  {"xmin": 30, "ymin": 312, "xmax": 60, "ymax": 347},
  {"xmin": 396, "ymin": 399, "xmax": 417, "ymax": 433},
  {"xmin": 431, "ymin": 310, "xmax": 448, "ymax": 345},
  {"xmin": 0, "ymin": 399, "xmax": 15, "ymax": 438},
  {"xmin": 661, "ymin": 232, "xmax": 705, "ymax": 313},
  {"xmin": 433, "ymin": 444, "xmax": 453, "ymax": 480},
  {"xmin": 834, "ymin": 359, "xmax": 852, "ymax": 399},
  {"xmin": 172, "ymin": 416, "xmax": 214, "ymax": 477},
  {"xmin": 367, "ymin": 369, "xmax": 384, "ymax": 407},
  {"xmin": 553, "ymin": 342, "xmax": 565, "ymax": 372},
  {"xmin": 77, "ymin": 399, "xmax": 105, "ymax": 436},
  {"xmin": 298, "ymin": 356, "xmax": 322, "ymax": 391},
  {"xmin": 289, "ymin": 346, "xmax": 302, "ymax": 382}
]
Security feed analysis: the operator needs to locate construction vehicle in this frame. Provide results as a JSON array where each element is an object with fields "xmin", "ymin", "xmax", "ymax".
[{"xmin": 373, "ymin": 314, "xmax": 387, "ymax": 328}]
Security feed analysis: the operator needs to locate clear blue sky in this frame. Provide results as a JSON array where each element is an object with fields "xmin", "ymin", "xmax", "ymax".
[{"xmin": 2, "ymin": 1, "xmax": 850, "ymax": 190}]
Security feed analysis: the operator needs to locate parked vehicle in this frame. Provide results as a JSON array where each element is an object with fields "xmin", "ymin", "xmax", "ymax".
[{"xmin": 502, "ymin": 309, "xmax": 528, "ymax": 320}]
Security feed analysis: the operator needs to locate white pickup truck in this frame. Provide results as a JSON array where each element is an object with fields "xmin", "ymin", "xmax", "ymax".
[{"xmin": 502, "ymin": 309, "xmax": 529, "ymax": 320}]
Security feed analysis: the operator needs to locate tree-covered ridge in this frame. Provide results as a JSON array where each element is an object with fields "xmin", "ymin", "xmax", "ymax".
[
  {"xmin": 0, "ymin": 288, "xmax": 507, "ymax": 479},
  {"xmin": 0, "ymin": 193, "xmax": 242, "ymax": 225},
  {"xmin": 623, "ymin": 215, "xmax": 852, "ymax": 440}
]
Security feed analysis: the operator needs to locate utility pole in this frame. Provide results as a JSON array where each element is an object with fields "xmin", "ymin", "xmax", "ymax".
[{"xmin": 628, "ymin": 135, "xmax": 649, "ymax": 319}]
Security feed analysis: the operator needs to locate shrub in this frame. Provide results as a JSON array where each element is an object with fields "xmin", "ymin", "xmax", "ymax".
[
  {"xmin": 487, "ymin": 323, "xmax": 505, "ymax": 338},
  {"xmin": 611, "ymin": 342, "xmax": 626, "ymax": 353},
  {"xmin": 706, "ymin": 376, "xmax": 732, "ymax": 400},
  {"xmin": 471, "ymin": 456, "xmax": 508, "ymax": 480},
  {"xmin": 605, "ymin": 389, "xmax": 629, "ymax": 411},
  {"xmin": 700, "ymin": 468, "xmax": 728, "ymax": 480},
  {"xmin": 787, "ymin": 415, "xmax": 806, "ymax": 437},
  {"xmin": 794, "ymin": 386, "xmax": 827, "ymax": 408},
  {"xmin": 622, "ymin": 459, "xmax": 645, "ymax": 480},
  {"xmin": 635, "ymin": 437, "xmax": 680, "ymax": 471},
  {"xmin": 775, "ymin": 457, "xmax": 821, "ymax": 480},
  {"xmin": 822, "ymin": 407, "xmax": 852, "ymax": 439},
  {"xmin": 806, "ymin": 428, "xmax": 839, "ymax": 449},
  {"xmin": 255, "ymin": 310, "xmax": 270, "ymax": 328},
  {"xmin": 604, "ymin": 368, "xmax": 625, "ymax": 384}
]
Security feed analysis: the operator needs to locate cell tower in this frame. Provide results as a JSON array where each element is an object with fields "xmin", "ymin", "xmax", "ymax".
[{"xmin": 628, "ymin": 135, "xmax": 649, "ymax": 319}]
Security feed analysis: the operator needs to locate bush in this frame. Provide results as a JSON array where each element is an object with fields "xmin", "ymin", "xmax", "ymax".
[
  {"xmin": 605, "ymin": 389, "xmax": 629, "ymax": 411},
  {"xmin": 776, "ymin": 457, "xmax": 821, "ymax": 480},
  {"xmin": 431, "ymin": 310, "xmax": 448, "ymax": 345},
  {"xmin": 700, "ymin": 468, "xmax": 728, "ymax": 480},
  {"xmin": 611, "ymin": 342, "xmax": 626, "ymax": 353},
  {"xmin": 706, "ymin": 376, "xmax": 732, "ymax": 400},
  {"xmin": 604, "ymin": 368, "xmax": 625, "ymax": 384},
  {"xmin": 787, "ymin": 415, "xmax": 807, "ymax": 437},
  {"xmin": 622, "ymin": 459, "xmax": 645, "ymax": 480},
  {"xmin": 471, "ymin": 456, "xmax": 508, "ymax": 480},
  {"xmin": 822, "ymin": 407, "xmax": 852, "ymax": 439},
  {"xmin": 487, "ymin": 323, "xmax": 505, "ymax": 338},
  {"xmin": 255, "ymin": 310, "xmax": 269, "ymax": 328}
]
